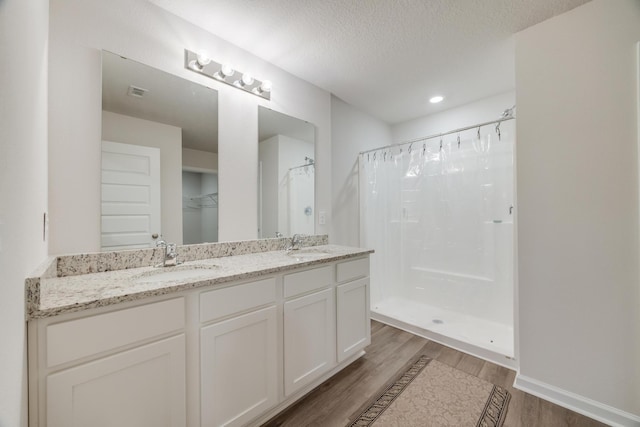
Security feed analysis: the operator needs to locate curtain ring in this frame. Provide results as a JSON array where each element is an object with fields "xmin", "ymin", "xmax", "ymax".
[
  {"xmin": 496, "ymin": 122, "xmax": 502, "ymax": 141},
  {"xmin": 457, "ymin": 134, "xmax": 460, "ymax": 149},
  {"xmin": 477, "ymin": 126, "xmax": 481, "ymax": 140},
  {"xmin": 439, "ymin": 137, "xmax": 443, "ymax": 151}
]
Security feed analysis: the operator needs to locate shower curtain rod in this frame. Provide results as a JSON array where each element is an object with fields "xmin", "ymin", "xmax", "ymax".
[{"xmin": 359, "ymin": 115, "xmax": 515, "ymax": 157}]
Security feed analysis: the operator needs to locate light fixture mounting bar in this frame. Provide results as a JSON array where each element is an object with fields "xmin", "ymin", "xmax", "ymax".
[{"xmin": 184, "ymin": 49, "xmax": 271, "ymax": 100}]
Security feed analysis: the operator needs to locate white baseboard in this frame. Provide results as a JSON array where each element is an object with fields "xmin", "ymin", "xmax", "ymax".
[{"xmin": 514, "ymin": 374, "xmax": 640, "ymax": 427}]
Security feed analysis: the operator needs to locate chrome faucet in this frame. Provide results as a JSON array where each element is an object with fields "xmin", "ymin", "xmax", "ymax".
[
  {"xmin": 155, "ymin": 239, "xmax": 181, "ymax": 267},
  {"xmin": 286, "ymin": 234, "xmax": 304, "ymax": 251}
]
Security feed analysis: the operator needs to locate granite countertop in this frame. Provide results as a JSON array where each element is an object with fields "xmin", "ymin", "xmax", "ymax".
[{"xmin": 27, "ymin": 244, "xmax": 372, "ymax": 320}]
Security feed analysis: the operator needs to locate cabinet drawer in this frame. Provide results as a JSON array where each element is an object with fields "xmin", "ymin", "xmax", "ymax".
[
  {"xmin": 200, "ymin": 277, "xmax": 276, "ymax": 323},
  {"xmin": 283, "ymin": 265, "xmax": 333, "ymax": 298},
  {"xmin": 336, "ymin": 257, "xmax": 369, "ymax": 283},
  {"xmin": 47, "ymin": 298, "xmax": 185, "ymax": 368}
]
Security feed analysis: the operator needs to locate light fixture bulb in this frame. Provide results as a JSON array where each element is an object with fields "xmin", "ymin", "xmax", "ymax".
[
  {"xmin": 188, "ymin": 59, "xmax": 204, "ymax": 71},
  {"xmin": 253, "ymin": 80, "xmax": 273, "ymax": 96},
  {"xmin": 196, "ymin": 54, "xmax": 212, "ymax": 66},
  {"xmin": 241, "ymin": 73, "xmax": 254, "ymax": 86},
  {"xmin": 221, "ymin": 63, "xmax": 234, "ymax": 77},
  {"xmin": 214, "ymin": 63, "xmax": 235, "ymax": 80},
  {"xmin": 429, "ymin": 95, "xmax": 444, "ymax": 104},
  {"xmin": 259, "ymin": 80, "xmax": 272, "ymax": 93}
]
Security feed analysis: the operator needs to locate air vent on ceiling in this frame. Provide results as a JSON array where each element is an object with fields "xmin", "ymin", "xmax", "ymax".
[{"xmin": 127, "ymin": 85, "xmax": 148, "ymax": 98}]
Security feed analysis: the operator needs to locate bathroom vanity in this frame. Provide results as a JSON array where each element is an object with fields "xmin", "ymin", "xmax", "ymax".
[{"xmin": 25, "ymin": 237, "xmax": 372, "ymax": 427}]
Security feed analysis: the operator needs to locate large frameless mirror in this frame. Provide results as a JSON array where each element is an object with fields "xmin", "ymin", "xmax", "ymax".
[
  {"xmin": 258, "ymin": 107, "xmax": 315, "ymax": 238},
  {"xmin": 101, "ymin": 51, "xmax": 219, "ymax": 251}
]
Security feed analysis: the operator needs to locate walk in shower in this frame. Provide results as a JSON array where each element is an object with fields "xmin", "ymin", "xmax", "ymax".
[{"xmin": 359, "ymin": 118, "xmax": 515, "ymax": 365}]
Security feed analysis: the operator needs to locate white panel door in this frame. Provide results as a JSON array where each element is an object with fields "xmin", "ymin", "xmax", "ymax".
[
  {"xmin": 47, "ymin": 335, "xmax": 186, "ymax": 427},
  {"xmin": 336, "ymin": 278, "xmax": 370, "ymax": 362},
  {"xmin": 101, "ymin": 140, "xmax": 161, "ymax": 250},
  {"xmin": 283, "ymin": 288, "xmax": 336, "ymax": 396},
  {"xmin": 200, "ymin": 306, "xmax": 278, "ymax": 427}
]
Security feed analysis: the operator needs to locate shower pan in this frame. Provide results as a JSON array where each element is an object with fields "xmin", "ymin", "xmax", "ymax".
[{"xmin": 359, "ymin": 119, "xmax": 515, "ymax": 367}]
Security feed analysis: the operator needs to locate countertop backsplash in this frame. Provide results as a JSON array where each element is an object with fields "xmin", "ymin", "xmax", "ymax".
[{"xmin": 55, "ymin": 235, "xmax": 328, "ymax": 277}]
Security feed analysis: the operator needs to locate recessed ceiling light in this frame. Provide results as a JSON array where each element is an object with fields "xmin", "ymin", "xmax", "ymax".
[{"xmin": 429, "ymin": 95, "xmax": 444, "ymax": 104}]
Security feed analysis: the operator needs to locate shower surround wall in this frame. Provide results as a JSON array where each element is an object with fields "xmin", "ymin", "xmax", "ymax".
[
  {"xmin": 360, "ymin": 119, "xmax": 515, "ymax": 363},
  {"xmin": 259, "ymin": 135, "xmax": 315, "ymax": 237}
]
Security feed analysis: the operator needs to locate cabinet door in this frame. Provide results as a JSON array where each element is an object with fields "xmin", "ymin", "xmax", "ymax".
[
  {"xmin": 200, "ymin": 306, "xmax": 278, "ymax": 427},
  {"xmin": 283, "ymin": 288, "xmax": 336, "ymax": 397},
  {"xmin": 337, "ymin": 278, "xmax": 371, "ymax": 362},
  {"xmin": 47, "ymin": 335, "xmax": 186, "ymax": 427}
]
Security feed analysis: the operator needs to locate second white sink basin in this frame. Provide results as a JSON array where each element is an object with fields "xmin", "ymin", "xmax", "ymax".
[
  {"xmin": 134, "ymin": 265, "xmax": 218, "ymax": 283},
  {"xmin": 286, "ymin": 248, "xmax": 332, "ymax": 261}
]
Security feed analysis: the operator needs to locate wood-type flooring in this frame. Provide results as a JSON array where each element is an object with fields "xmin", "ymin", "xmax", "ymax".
[{"xmin": 262, "ymin": 321, "xmax": 607, "ymax": 427}]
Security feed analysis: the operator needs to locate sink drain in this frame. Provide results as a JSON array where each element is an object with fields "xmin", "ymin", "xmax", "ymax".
[{"xmin": 432, "ymin": 319, "xmax": 444, "ymax": 324}]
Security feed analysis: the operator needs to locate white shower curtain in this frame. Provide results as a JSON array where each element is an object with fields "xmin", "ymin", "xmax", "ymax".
[{"xmin": 359, "ymin": 120, "xmax": 514, "ymax": 328}]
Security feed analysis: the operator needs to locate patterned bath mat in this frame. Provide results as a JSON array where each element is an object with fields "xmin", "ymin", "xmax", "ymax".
[{"xmin": 348, "ymin": 355, "xmax": 510, "ymax": 427}]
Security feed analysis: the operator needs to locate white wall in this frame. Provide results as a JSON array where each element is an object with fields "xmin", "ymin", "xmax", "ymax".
[
  {"xmin": 515, "ymin": 0, "xmax": 640, "ymax": 422},
  {"xmin": 49, "ymin": 0, "xmax": 331, "ymax": 255},
  {"xmin": 330, "ymin": 96, "xmax": 392, "ymax": 247},
  {"xmin": 183, "ymin": 148, "xmax": 218, "ymax": 173},
  {"xmin": 103, "ymin": 111, "xmax": 183, "ymax": 244},
  {"xmin": 391, "ymin": 91, "xmax": 516, "ymax": 143},
  {"xmin": 0, "ymin": 0, "xmax": 49, "ymax": 425},
  {"xmin": 259, "ymin": 136, "xmax": 279, "ymax": 238}
]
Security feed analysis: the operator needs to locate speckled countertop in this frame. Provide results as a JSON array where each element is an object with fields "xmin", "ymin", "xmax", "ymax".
[{"xmin": 26, "ymin": 243, "xmax": 372, "ymax": 320}]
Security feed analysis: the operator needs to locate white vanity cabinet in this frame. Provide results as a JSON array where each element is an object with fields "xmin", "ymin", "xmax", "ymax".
[
  {"xmin": 336, "ymin": 258, "xmax": 371, "ymax": 362},
  {"xmin": 29, "ymin": 252, "xmax": 371, "ymax": 427},
  {"xmin": 283, "ymin": 266, "xmax": 336, "ymax": 396},
  {"xmin": 29, "ymin": 298, "xmax": 187, "ymax": 427},
  {"xmin": 199, "ymin": 278, "xmax": 278, "ymax": 427}
]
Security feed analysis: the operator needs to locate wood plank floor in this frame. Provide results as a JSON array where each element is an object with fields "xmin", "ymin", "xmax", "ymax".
[{"xmin": 262, "ymin": 321, "xmax": 607, "ymax": 427}]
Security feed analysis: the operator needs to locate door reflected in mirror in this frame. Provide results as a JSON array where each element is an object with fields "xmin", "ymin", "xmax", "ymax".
[
  {"xmin": 258, "ymin": 107, "xmax": 315, "ymax": 239},
  {"xmin": 101, "ymin": 51, "xmax": 219, "ymax": 251}
]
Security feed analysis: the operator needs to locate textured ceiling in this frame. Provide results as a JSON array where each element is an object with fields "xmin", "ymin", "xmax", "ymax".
[{"xmin": 150, "ymin": 0, "xmax": 590, "ymax": 124}]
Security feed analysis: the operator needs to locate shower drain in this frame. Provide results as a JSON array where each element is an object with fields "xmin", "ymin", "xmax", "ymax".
[{"xmin": 432, "ymin": 319, "xmax": 444, "ymax": 324}]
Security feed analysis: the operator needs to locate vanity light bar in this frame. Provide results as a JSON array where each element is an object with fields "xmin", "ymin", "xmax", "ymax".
[{"xmin": 184, "ymin": 49, "xmax": 271, "ymax": 100}]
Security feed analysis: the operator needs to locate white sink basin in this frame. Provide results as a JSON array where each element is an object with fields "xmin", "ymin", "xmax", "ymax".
[
  {"xmin": 134, "ymin": 265, "xmax": 218, "ymax": 283},
  {"xmin": 286, "ymin": 248, "xmax": 332, "ymax": 261}
]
